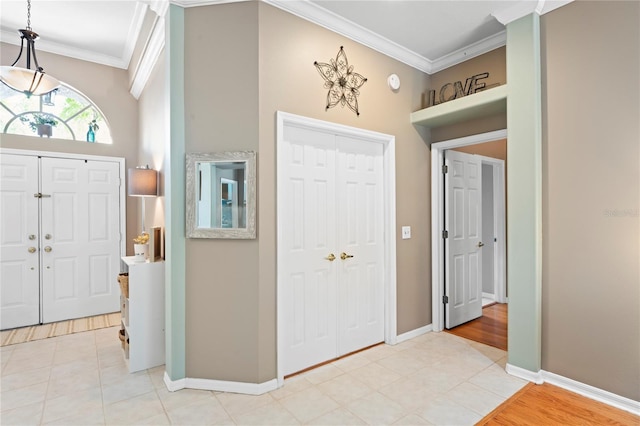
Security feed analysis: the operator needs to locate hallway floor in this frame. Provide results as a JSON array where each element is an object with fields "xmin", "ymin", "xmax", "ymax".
[
  {"xmin": 446, "ymin": 303, "xmax": 508, "ymax": 351},
  {"xmin": 1, "ymin": 326, "xmax": 526, "ymax": 425}
]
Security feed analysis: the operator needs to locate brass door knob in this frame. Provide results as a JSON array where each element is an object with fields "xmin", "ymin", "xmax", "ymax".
[
  {"xmin": 325, "ymin": 253, "xmax": 336, "ymax": 262},
  {"xmin": 44, "ymin": 246, "xmax": 52, "ymax": 253},
  {"xmin": 28, "ymin": 247, "xmax": 37, "ymax": 253},
  {"xmin": 340, "ymin": 252, "xmax": 354, "ymax": 260}
]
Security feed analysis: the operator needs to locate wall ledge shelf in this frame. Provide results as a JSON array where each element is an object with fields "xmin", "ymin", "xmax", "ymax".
[{"xmin": 410, "ymin": 85, "xmax": 507, "ymax": 129}]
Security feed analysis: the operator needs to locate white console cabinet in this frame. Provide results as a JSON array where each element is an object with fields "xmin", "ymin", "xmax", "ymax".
[{"xmin": 120, "ymin": 256, "xmax": 165, "ymax": 373}]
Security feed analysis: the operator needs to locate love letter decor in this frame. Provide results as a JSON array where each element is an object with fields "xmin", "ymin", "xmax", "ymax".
[
  {"xmin": 314, "ymin": 46, "xmax": 367, "ymax": 116},
  {"xmin": 426, "ymin": 72, "xmax": 490, "ymax": 108}
]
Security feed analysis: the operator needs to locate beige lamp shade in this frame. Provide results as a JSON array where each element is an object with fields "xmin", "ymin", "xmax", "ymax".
[
  {"xmin": 0, "ymin": 66, "xmax": 60, "ymax": 97},
  {"xmin": 128, "ymin": 167, "xmax": 157, "ymax": 197}
]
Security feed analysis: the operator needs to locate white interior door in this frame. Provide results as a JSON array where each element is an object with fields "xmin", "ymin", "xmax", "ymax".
[
  {"xmin": 0, "ymin": 154, "xmax": 40, "ymax": 329},
  {"xmin": 280, "ymin": 125, "xmax": 384, "ymax": 376},
  {"xmin": 41, "ymin": 158, "xmax": 121, "ymax": 323},
  {"xmin": 336, "ymin": 136, "xmax": 384, "ymax": 355},
  {"xmin": 280, "ymin": 124, "xmax": 338, "ymax": 375},
  {"xmin": 445, "ymin": 150, "xmax": 483, "ymax": 328}
]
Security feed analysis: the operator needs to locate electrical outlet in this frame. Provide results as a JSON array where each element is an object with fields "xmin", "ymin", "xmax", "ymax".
[{"xmin": 402, "ymin": 226, "xmax": 411, "ymax": 239}]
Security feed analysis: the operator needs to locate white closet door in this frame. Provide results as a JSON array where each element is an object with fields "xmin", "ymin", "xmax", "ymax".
[
  {"xmin": 41, "ymin": 158, "xmax": 121, "ymax": 323},
  {"xmin": 0, "ymin": 154, "xmax": 40, "ymax": 329},
  {"xmin": 280, "ymin": 124, "xmax": 338, "ymax": 376},
  {"xmin": 280, "ymin": 124, "xmax": 385, "ymax": 376},
  {"xmin": 336, "ymin": 136, "xmax": 384, "ymax": 355}
]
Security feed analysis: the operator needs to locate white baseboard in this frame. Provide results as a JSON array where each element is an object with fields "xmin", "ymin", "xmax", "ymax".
[
  {"xmin": 164, "ymin": 372, "xmax": 186, "ymax": 392},
  {"xmin": 482, "ymin": 292, "xmax": 495, "ymax": 300},
  {"xmin": 505, "ymin": 363, "xmax": 544, "ymax": 384},
  {"xmin": 164, "ymin": 371, "xmax": 279, "ymax": 395},
  {"xmin": 542, "ymin": 371, "xmax": 640, "ymax": 416},
  {"xmin": 395, "ymin": 324, "xmax": 433, "ymax": 344},
  {"xmin": 504, "ymin": 365, "xmax": 640, "ymax": 415}
]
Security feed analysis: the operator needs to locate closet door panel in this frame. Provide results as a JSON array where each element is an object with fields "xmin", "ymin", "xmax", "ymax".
[
  {"xmin": 336, "ymin": 137, "xmax": 385, "ymax": 356},
  {"xmin": 279, "ymin": 124, "xmax": 338, "ymax": 376}
]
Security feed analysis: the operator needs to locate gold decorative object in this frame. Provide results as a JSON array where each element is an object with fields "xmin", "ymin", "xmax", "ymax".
[{"xmin": 133, "ymin": 232, "xmax": 149, "ymax": 245}]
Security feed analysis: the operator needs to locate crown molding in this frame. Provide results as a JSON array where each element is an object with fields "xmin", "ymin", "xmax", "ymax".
[
  {"xmin": 263, "ymin": 0, "xmax": 433, "ymax": 74},
  {"xmin": 430, "ymin": 31, "xmax": 506, "ymax": 74},
  {"xmin": 492, "ymin": 0, "xmax": 538, "ymax": 25},
  {"xmin": 492, "ymin": 0, "xmax": 573, "ymax": 25},
  {"xmin": 130, "ymin": 16, "xmax": 166, "ymax": 99},
  {"xmin": 146, "ymin": 0, "xmax": 170, "ymax": 17},
  {"xmin": 538, "ymin": 0, "xmax": 574, "ymax": 15},
  {"xmin": 170, "ymin": 0, "xmax": 247, "ymax": 7},
  {"xmin": 122, "ymin": 2, "xmax": 150, "ymax": 70},
  {"xmin": 1, "ymin": 0, "xmax": 574, "ymax": 77}
]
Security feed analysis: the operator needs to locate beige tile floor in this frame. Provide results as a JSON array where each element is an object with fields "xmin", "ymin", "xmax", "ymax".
[{"xmin": 1, "ymin": 326, "xmax": 527, "ymax": 425}]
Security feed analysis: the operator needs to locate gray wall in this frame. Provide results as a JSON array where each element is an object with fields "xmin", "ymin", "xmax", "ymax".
[
  {"xmin": 541, "ymin": 1, "xmax": 639, "ymax": 400},
  {"xmin": 183, "ymin": 2, "xmax": 260, "ymax": 383}
]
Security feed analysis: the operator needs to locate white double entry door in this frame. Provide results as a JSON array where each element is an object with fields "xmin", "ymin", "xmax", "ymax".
[
  {"xmin": 1, "ymin": 153, "xmax": 122, "ymax": 330},
  {"xmin": 279, "ymin": 121, "xmax": 386, "ymax": 377}
]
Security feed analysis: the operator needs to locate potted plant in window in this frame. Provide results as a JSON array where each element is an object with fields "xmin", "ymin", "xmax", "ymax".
[
  {"xmin": 20, "ymin": 114, "xmax": 58, "ymax": 137},
  {"xmin": 87, "ymin": 119, "xmax": 99, "ymax": 142}
]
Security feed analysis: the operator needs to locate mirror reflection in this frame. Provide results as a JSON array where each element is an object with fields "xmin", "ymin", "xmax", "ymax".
[
  {"xmin": 197, "ymin": 162, "xmax": 247, "ymax": 229},
  {"xmin": 186, "ymin": 151, "xmax": 256, "ymax": 239}
]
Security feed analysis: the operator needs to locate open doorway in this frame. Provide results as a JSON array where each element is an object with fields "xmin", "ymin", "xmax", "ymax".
[{"xmin": 431, "ymin": 130, "xmax": 507, "ymax": 350}]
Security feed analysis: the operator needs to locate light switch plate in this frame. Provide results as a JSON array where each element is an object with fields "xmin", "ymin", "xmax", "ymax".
[{"xmin": 402, "ymin": 226, "xmax": 411, "ymax": 239}]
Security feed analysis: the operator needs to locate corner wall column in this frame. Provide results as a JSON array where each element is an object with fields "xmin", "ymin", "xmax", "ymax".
[
  {"xmin": 165, "ymin": 4, "xmax": 186, "ymax": 381},
  {"xmin": 506, "ymin": 13, "xmax": 543, "ymax": 372}
]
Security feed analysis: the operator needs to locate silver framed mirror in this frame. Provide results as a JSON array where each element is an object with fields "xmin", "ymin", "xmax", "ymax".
[{"xmin": 186, "ymin": 151, "xmax": 256, "ymax": 239}]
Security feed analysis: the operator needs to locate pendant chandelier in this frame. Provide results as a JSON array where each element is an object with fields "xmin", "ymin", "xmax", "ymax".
[{"xmin": 0, "ymin": 0, "xmax": 60, "ymax": 97}]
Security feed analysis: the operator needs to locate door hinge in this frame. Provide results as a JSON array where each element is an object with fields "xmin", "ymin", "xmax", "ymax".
[
  {"xmin": 442, "ymin": 230, "xmax": 448, "ymax": 239},
  {"xmin": 442, "ymin": 164, "xmax": 448, "ymax": 174},
  {"xmin": 443, "ymin": 295, "xmax": 449, "ymax": 304},
  {"xmin": 33, "ymin": 193, "xmax": 51, "ymax": 198}
]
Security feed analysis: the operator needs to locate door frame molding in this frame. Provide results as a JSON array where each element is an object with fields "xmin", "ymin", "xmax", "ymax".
[
  {"xmin": 431, "ymin": 129, "xmax": 507, "ymax": 332},
  {"xmin": 0, "ymin": 148, "xmax": 127, "ymax": 259},
  {"xmin": 476, "ymin": 155, "xmax": 506, "ymax": 304},
  {"xmin": 275, "ymin": 111, "xmax": 397, "ymax": 385}
]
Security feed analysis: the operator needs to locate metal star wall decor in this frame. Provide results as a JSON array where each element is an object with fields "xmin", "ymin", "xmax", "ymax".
[{"xmin": 314, "ymin": 46, "xmax": 367, "ymax": 116}]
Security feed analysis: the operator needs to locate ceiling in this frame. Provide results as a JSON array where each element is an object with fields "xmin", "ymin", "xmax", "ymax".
[{"xmin": 0, "ymin": 0, "xmax": 570, "ymax": 74}]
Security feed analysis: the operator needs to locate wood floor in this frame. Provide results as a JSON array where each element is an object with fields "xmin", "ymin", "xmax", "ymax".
[
  {"xmin": 446, "ymin": 304, "xmax": 640, "ymax": 425},
  {"xmin": 478, "ymin": 382, "xmax": 640, "ymax": 425},
  {"xmin": 446, "ymin": 302, "xmax": 507, "ymax": 350}
]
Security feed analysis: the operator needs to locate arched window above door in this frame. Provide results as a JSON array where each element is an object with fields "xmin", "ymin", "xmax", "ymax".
[{"xmin": 0, "ymin": 82, "xmax": 112, "ymax": 144}]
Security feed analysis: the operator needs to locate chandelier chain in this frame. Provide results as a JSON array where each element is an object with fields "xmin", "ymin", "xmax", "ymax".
[{"xmin": 26, "ymin": 0, "xmax": 32, "ymax": 31}]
